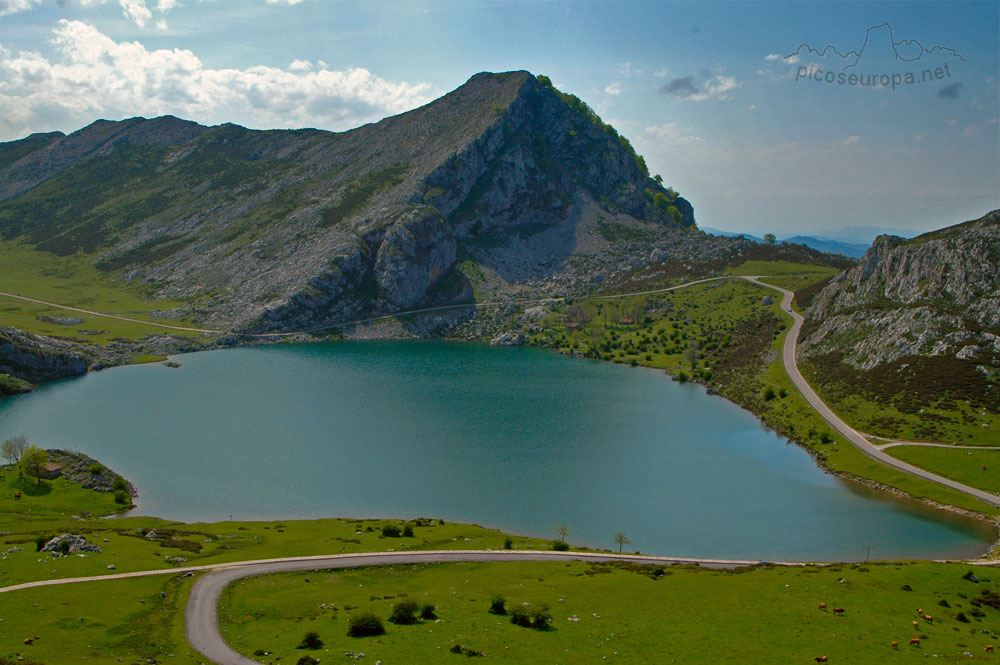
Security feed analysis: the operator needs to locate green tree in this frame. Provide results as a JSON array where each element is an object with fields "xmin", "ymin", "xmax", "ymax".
[
  {"xmin": 21, "ymin": 445, "xmax": 48, "ymax": 485},
  {"xmin": 763, "ymin": 233, "xmax": 777, "ymax": 245},
  {"xmin": 684, "ymin": 341, "xmax": 700, "ymax": 371},
  {"xmin": 613, "ymin": 531, "xmax": 631, "ymax": 553},
  {"xmin": 553, "ymin": 523, "xmax": 572, "ymax": 540}
]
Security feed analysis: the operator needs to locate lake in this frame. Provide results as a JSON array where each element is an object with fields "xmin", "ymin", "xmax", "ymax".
[{"xmin": 1, "ymin": 341, "xmax": 992, "ymax": 561}]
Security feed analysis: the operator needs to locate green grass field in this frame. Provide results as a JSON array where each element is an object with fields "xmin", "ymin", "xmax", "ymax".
[
  {"xmin": 221, "ymin": 560, "xmax": 1000, "ymax": 664},
  {"xmin": 886, "ymin": 447, "xmax": 1000, "ymax": 495},
  {"xmin": 0, "ymin": 240, "xmax": 205, "ymax": 343}
]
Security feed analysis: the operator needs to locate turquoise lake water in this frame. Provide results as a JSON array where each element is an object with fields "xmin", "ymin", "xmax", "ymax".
[{"xmin": 1, "ymin": 340, "xmax": 992, "ymax": 561}]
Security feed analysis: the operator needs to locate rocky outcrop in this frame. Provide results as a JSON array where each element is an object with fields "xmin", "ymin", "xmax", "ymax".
[
  {"xmin": 46, "ymin": 449, "xmax": 137, "ymax": 496},
  {"xmin": 801, "ymin": 209, "xmax": 1000, "ymax": 369},
  {"xmin": 41, "ymin": 534, "xmax": 102, "ymax": 555}
]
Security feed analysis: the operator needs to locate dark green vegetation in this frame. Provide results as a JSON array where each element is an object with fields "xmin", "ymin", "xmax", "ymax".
[
  {"xmin": 0, "ymin": 373, "xmax": 31, "ymax": 396},
  {"xmin": 221, "ymin": 560, "xmax": 1000, "ymax": 664}
]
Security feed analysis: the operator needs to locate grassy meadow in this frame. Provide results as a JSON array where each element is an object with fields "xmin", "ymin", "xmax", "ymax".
[{"xmin": 221, "ymin": 559, "xmax": 1000, "ymax": 664}]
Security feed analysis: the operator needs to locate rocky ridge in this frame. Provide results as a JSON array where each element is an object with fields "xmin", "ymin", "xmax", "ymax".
[{"xmin": 800, "ymin": 209, "xmax": 1000, "ymax": 370}]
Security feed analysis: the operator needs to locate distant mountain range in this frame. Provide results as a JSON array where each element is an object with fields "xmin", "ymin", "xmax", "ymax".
[{"xmin": 701, "ymin": 225, "xmax": 919, "ymax": 259}]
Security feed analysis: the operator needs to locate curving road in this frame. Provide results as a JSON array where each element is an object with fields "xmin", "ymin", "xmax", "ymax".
[
  {"xmin": 742, "ymin": 276, "xmax": 1000, "ymax": 509},
  {"xmin": 183, "ymin": 550, "xmax": 763, "ymax": 665}
]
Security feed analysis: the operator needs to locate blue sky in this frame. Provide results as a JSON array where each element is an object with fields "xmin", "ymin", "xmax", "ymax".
[{"xmin": 1, "ymin": 0, "xmax": 997, "ymax": 236}]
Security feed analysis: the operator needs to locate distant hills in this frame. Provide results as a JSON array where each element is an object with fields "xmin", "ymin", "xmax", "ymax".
[{"xmin": 701, "ymin": 226, "xmax": 906, "ymax": 259}]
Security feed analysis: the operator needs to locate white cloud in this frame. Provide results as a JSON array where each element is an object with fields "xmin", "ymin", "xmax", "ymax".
[
  {"xmin": 644, "ymin": 122, "xmax": 702, "ymax": 145},
  {"xmin": 266, "ymin": 0, "xmax": 304, "ymax": 4},
  {"xmin": 747, "ymin": 104, "xmax": 757, "ymax": 111},
  {"xmin": 604, "ymin": 82, "xmax": 622, "ymax": 96},
  {"xmin": 764, "ymin": 53, "xmax": 781, "ymax": 61},
  {"xmin": 841, "ymin": 135, "xmax": 861, "ymax": 146},
  {"xmin": 660, "ymin": 72, "xmax": 740, "ymax": 102},
  {"xmin": 618, "ymin": 62, "xmax": 643, "ymax": 77},
  {"xmin": 119, "ymin": 0, "xmax": 152, "ymax": 27},
  {"xmin": 0, "ymin": 20, "xmax": 434, "ymax": 140},
  {"xmin": 0, "ymin": 0, "xmax": 41, "ymax": 15}
]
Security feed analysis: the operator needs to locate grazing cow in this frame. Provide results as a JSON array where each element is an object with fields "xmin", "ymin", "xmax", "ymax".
[
  {"xmin": 818, "ymin": 602, "xmax": 827, "ymax": 610},
  {"xmin": 23, "ymin": 638, "xmax": 33, "ymax": 645},
  {"xmin": 923, "ymin": 614, "xmax": 933, "ymax": 624},
  {"xmin": 909, "ymin": 638, "xmax": 921, "ymax": 646},
  {"xmin": 833, "ymin": 607, "xmax": 845, "ymax": 615},
  {"xmin": 985, "ymin": 645, "xmax": 994, "ymax": 653},
  {"xmin": 891, "ymin": 641, "xmax": 898, "ymax": 649},
  {"xmin": 912, "ymin": 621, "xmax": 919, "ymax": 628},
  {"xmin": 814, "ymin": 657, "xmax": 828, "ymax": 663}
]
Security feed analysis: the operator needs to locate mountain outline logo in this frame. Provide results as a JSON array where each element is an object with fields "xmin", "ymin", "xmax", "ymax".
[{"xmin": 785, "ymin": 23, "xmax": 966, "ymax": 71}]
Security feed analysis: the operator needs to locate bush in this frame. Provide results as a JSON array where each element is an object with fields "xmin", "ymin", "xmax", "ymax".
[
  {"xmin": 88, "ymin": 463, "xmax": 105, "ymax": 475},
  {"xmin": 763, "ymin": 386, "xmax": 776, "ymax": 401},
  {"xmin": 296, "ymin": 631, "xmax": 323, "ymax": 650},
  {"xmin": 510, "ymin": 606, "xmax": 531, "ymax": 627},
  {"xmin": 35, "ymin": 535, "xmax": 49, "ymax": 552},
  {"xmin": 402, "ymin": 524, "xmax": 414, "ymax": 537},
  {"xmin": 381, "ymin": 524, "xmax": 401, "ymax": 538},
  {"xmin": 552, "ymin": 540, "xmax": 569, "ymax": 551},
  {"xmin": 347, "ymin": 612, "xmax": 385, "ymax": 637},
  {"xmin": 503, "ymin": 537, "xmax": 513, "ymax": 550},
  {"xmin": 112, "ymin": 476, "xmax": 128, "ymax": 492},
  {"xmin": 488, "ymin": 595, "xmax": 507, "ymax": 615},
  {"xmin": 296, "ymin": 657, "xmax": 320, "ymax": 665},
  {"xmin": 113, "ymin": 489, "xmax": 130, "ymax": 505},
  {"xmin": 420, "ymin": 604, "xmax": 437, "ymax": 620},
  {"xmin": 389, "ymin": 599, "xmax": 421, "ymax": 625}
]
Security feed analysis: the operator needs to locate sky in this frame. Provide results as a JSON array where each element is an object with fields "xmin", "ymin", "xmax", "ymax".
[{"xmin": 1, "ymin": 0, "xmax": 997, "ymax": 237}]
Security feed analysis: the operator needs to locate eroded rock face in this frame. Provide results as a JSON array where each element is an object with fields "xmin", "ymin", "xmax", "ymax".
[
  {"xmin": 375, "ymin": 206, "xmax": 457, "ymax": 309},
  {"xmin": 801, "ymin": 210, "xmax": 1000, "ymax": 369}
]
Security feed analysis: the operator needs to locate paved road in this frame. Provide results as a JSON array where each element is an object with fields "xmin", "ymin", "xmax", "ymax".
[
  {"xmin": 877, "ymin": 441, "xmax": 1000, "ymax": 451},
  {"xmin": 183, "ymin": 549, "xmax": 764, "ymax": 665},
  {"xmin": 742, "ymin": 276, "xmax": 1000, "ymax": 509}
]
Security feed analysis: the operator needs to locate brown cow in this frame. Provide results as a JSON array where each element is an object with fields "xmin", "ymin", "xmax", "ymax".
[
  {"xmin": 814, "ymin": 658, "xmax": 828, "ymax": 664},
  {"xmin": 23, "ymin": 638, "xmax": 33, "ymax": 645},
  {"xmin": 818, "ymin": 602, "xmax": 827, "ymax": 610},
  {"xmin": 923, "ymin": 614, "xmax": 933, "ymax": 624},
  {"xmin": 909, "ymin": 638, "xmax": 921, "ymax": 646},
  {"xmin": 832, "ymin": 607, "xmax": 845, "ymax": 615},
  {"xmin": 891, "ymin": 641, "xmax": 898, "ymax": 649},
  {"xmin": 985, "ymin": 645, "xmax": 994, "ymax": 653},
  {"xmin": 912, "ymin": 620, "xmax": 919, "ymax": 628}
]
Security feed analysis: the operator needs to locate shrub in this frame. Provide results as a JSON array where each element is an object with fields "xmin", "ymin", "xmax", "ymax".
[
  {"xmin": 347, "ymin": 612, "xmax": 385, "ymax": 637},
  {"xmin": 35, "ymin": 535, "xmax": 49, "ymax": 552},
  {"xmin": 112, "ymin": 476, "xmax": 128, "ymax": 492},
  {"xmin": 113, "ymin": 490, "xmax": 130, "ymax": 505},
  {"xmin": 488, "ymin": 595, "xmax": 507, "ymax": 615},
  {"xmin": 510, "ymin": 606, "xmax": 531, "ymax": 627},
  {"xmin": 677, "ymin": 371, "xmax": 688, "ymax": 383},
  {"xmin": 420, "ymin": 604, "xmax": 437, "ymax": 620},
  {"xmin": 763, "ymin": 386, "xmax": 776, "ymax": 401},
  {"xmin": 552, "ymin": 540, "xmax": 570, "ymax": 551},
  {"xmin": 296, "ymin": 657, "xmax": 320, "ymax": 665},
  {"xmin": 296, "ymin": 631, "xmax": 323, "ymax": 650},
  {"xmin": 389, "ymin": 599, "xmax": 421, "ymax": 625},
  {"xmin": 529, "ymin": 604, "xmax": 552, "ymax": 629},
  {"xmin": 503, "ymin": 537, "xmax": 513, "ymax": 550},
  {"xmin": 402, "ymin": 524, "xmax": 414, "ymax": 537},
  {"xmin": 381, "ymin": 524, "xmax": 401, "ymax": 538},
  {"xmin": 88, "ymin": 463, "xmax": 105, "ymax": 475}
]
